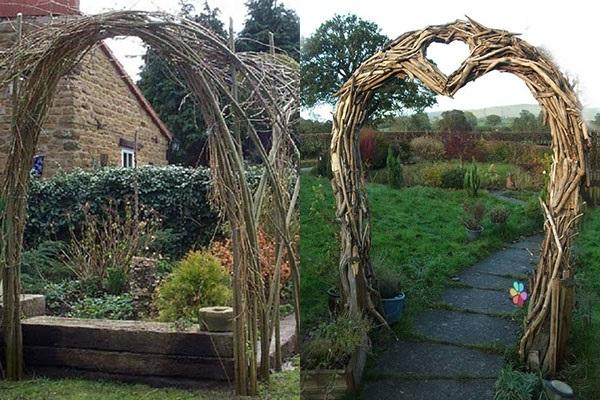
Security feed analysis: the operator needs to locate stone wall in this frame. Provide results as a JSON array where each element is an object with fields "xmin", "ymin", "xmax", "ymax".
[{"xmin": 0, "ymin": 16, "xmax": 170, "ymax": 177}]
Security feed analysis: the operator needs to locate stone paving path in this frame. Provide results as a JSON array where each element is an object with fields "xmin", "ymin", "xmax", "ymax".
[{"xmin": 361, "ymin": 234, "xmax": 542, "ymax": 399}]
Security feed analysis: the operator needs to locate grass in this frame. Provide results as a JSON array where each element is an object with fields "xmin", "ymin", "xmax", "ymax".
[
  {"xmin": 557, "ymin": 206, "xmax": 600, "ymax": 399},
  {"xmin": 300, "ymin": 174, "xmax": 540, "ymax": 333},
  {"xmin": 0, "ymin": 360, "xmax": 300, "ymax": 400}
]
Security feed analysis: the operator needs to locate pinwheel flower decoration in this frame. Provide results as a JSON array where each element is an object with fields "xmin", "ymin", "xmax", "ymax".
[{"xmin": 509, "ymin": 281, "xmax": 528, "ymax": 308}]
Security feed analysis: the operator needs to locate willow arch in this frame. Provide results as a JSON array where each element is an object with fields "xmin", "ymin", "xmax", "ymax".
[
  {"xmin": 0, "ymin": 11, "xmax": 299, "ymax": 395},
  {"xmin": 330, "ymin": 18, "xmax": 590, "ymax": 374}
]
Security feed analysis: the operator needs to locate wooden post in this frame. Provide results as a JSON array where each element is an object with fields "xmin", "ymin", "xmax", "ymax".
[
  {"xmin": 2, "ymin": 12, "xmax": 24, "ymax": 381},
  {"xmin": 268, "ymin": 31, "xmax": 275, "ymax": 55}
]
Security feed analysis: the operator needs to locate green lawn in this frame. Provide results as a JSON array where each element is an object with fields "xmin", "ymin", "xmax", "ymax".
[
  {"xmin": 559, "ymin": 206, "xmax": 600, "ymax": 398},
  {"xmin": 0, "ymin": 364, "xmax": 299, "ymax": 400},
  {"xmin": 300, "ymin": 175, "xmax": 540, "ymax": 333}
]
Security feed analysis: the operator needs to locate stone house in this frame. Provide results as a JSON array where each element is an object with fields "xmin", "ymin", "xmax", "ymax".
[{"xmin": 0, "ymin": 0, "xmax": 172, "ymax": 177}]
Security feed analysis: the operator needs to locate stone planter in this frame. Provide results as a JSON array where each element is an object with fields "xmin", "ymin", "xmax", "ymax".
[
  {"xmin": 465, "ymin": 226, "xmax": 483, "ymax": 241},
  {"xmin": 382, "ymin": 292, "xmax": 406, "ymax": 324},
  {"xmin": 301, "ymin": 335, "xmax": 370, "ymax": 400},
  {"xmin": 543, "ymin": 380, "xmax": 575, "ymax": 400},
  {"xmin": 198, "ymin": 306, "xmax": 233, "ymax": 332}
]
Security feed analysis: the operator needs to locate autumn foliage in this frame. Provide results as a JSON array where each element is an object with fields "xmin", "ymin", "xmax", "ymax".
[{"xmin": 209, "ymin": 227, "xmax": 292, "ymax": 283}]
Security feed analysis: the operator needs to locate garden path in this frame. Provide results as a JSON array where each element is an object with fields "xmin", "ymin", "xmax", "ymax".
[{"xmin": 360, "ymin": 234, "xmax": 543, "ymax": 399}]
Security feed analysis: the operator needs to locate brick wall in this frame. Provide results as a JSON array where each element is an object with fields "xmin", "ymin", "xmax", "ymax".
[{"xmin": 0, "ymin": 16, "xmax": 170, "ymax": 177}]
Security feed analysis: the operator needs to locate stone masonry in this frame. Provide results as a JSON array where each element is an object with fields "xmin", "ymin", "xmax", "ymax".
[{"xmin": 0, "ymin": 16, "xmax": 171, "ymax": 177}]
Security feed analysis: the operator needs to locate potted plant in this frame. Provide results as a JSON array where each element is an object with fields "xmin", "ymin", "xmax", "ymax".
[
  {"xmin": 490, "ymin": 206, "xmax": 510, "ymax": 225},
  {"xmin": 463, "ymin": 200, "xmax": 486, "ymax": 241},
  {"xmin": 326, "ymin": 286, "xmax": 343, "ymax": 317},
  {"xmin": 372, "ymin": 257, "xmax": 405, "ymax": 323},
  {"xmin": 301, "ymin": 315, "xmax": 370, "ymax": 400}
]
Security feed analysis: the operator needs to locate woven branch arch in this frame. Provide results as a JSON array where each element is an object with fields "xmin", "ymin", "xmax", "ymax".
[
  {"xmin": 0, "ymin": 11, "xmax": 299, "ymax": 394},
  {"xmin": 330, "ymin": 18, "xmax": 590, "ymax": 375}
]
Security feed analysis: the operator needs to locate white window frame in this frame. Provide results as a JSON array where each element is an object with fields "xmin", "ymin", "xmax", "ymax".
[{"xmin": 121, "ymin": 147, "xmax": 136, "ymax": 168}]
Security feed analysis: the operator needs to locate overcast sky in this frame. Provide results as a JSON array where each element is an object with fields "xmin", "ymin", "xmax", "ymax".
[{"xmin": 81, "ymin": 0, "xmax": 598, "ymax": 118}]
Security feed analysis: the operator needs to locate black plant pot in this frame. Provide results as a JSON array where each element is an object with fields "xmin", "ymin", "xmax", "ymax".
[{"xmin": 326, "ymin": 287, "xmax": 342, "ymax": 317}]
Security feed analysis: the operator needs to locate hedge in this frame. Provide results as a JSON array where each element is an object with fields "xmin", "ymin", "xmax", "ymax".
[{"xmin": 25, "ymin": 166, "xmax": 262, "ymax": 258}]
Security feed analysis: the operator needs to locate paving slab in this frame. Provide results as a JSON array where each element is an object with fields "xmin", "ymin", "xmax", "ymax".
[
  {"xmin": 441, "ymin": 287, "xmax": 515, "ymax": 315},
  {"xmin": 413, "ymin": 309, "xmax": 518, "ymax": 347},
  {"xmin": 470, "ymin": 248, "xmax": 537, "ymax": 278},
  {"xmin": 457, "ymin": 270, "xmax": 515, "ymax": 291},
  {"xmin": 361, "ymin": 236, "xmax": 540, "ymax": 398},
  {"xmin": 361, "ymin": 378, "xmax": 496, "ymax": 400},
  {"xmin": 370, "ymin": 341, "xmax": 503, "ymax": 378},
  {"xmin": 508, "ymin": 234, "xmax": 543, "ymax": 251}
]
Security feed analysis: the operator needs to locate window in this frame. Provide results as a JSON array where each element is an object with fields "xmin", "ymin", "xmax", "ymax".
[{"xmin": 121, "ymin": 148, "xmax": 135, "ymax": 168}]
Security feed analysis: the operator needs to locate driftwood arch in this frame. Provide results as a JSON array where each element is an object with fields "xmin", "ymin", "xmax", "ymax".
[
  {"xmin": 0, "ymin": 11, "xmax": 299, "ymax": 395},
  {"xmin": 330, "ymin": 18, "xmax": 590, "ymax": 374}
]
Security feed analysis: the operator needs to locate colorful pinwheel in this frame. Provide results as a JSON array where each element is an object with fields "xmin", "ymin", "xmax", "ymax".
[{"xmin": 509, "ymin": 281, "xmax": 528, "ymax": 308}]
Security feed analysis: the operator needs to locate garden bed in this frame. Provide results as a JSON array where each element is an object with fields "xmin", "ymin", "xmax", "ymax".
[
  {"xmin": 301, "ymin": 335, "xmax": 370, "ymax": 400},
  {"xmin": 0, "ymin": 314, "xmax": 297, "ymax": 388}
]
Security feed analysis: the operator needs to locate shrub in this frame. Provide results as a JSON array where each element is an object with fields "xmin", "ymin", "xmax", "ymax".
[
  {"xmin": 21, "ymin": 241, "xmax": 69, "ymax": 293},
  {"xmin": 441, "ymin": 168, "xmax": 465, "ymax": 189},
  {"xmin": 43, "ymin": 279, "xmax": 103, "ymax": 316},
  {"xmin": 299, "ymin": 135, "xmax": 328, "ymax": 159},
  {"xmin": 313, "ymin": 150, "xmax": 332, "ymax": 178},
  {"xmin": 301, "ymin": 314, "xmax": 370, "ymax": 370},
  {"xmin": 490, "ymin": 206, "xmax": 510, "ymax": 225},
  {"xmin": 441, "ymin": 133, "xmax": 487, "ymax": 161},
  {"xmin": 391, "ymin": 142, "xmax": 413, "ymax": 164},
  {"xmin": 360, "ymin": 128, "xmax": 388, "ymax": 169},
  {"xmin": 156, "ymin": 251, "xmax": 232, "ymax": 323},
  {"xmin": 464, "ymin": 163, "xmax": 481, "ymax": 197},
  {"xmin": 463, "ymin": 201, "xmax": 485, "ymax": 231},
  {"xmin": 210, "ymin": 227, "xmax": 292, "ymax": 284},
  {"xmin": 386, "ymin": 147, "xmax": 404, "ymax": 188},
  {"xmin": 485, "ymin": 140, "xmax": 513, "ymax": 163},
  {"xmin": 69, "ymin": 294, "xmax": 134, "ymax": 320},
  {"xmin": 26, "ymin": 166, "xmax": 262, "ymax": 258},
  {"xmin": 410, "ymin": 136, "xmax": 445, "ymax": 161},
  {"xmin": 420, "ymin": 163, "xmax": 448, "ymax": 187},
  {"xmin": 63, "ymin": 200, "xmax": 160, "ymax": 292}
]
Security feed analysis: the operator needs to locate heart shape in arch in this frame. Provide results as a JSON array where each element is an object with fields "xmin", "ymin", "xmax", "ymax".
[
  {"xmin": 331, "ymin": 17, "xmax": 589, "ymax": 376},
  {"xmin": 423, "ymin": 39, "xmax": 472, "ymax": 81}
]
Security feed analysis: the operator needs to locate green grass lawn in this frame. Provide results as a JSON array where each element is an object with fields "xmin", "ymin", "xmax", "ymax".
[
  {"xmin": 300, "ymin": 174, "xmax": 540, "ymax": 333},
  {"xmin": 559, "ymin": 206, "xmax": 600, "ymax": 398},
  {"xmin": 0, "ymin": 363, "xmax": 299, "ymax": 400}
]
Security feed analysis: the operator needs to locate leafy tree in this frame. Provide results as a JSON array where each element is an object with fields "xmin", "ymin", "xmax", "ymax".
[
  {"xmin": 593, "ymin": 113, "xmax": 600, "ymax": 127},
  {"xmin": 388, "ymin": 112, "xmax": 432, "ymax": 131},
  {"xmin": 436, "ymin": 110, "xmax": 473, "ymax": 132},
  {"xmin": 464, "ymin": 111, "xmax": 478, "ymax": 131},
  {"xmin": 485, "ymin": 114, "xmax": 502, "ymax": 129},
  {"xmin": 301, "ymin": 14, "xmax": 436, "ymax": 122},
  {"xmin": 409, "ymin": 112, "xmax": 432, "ymax": 131},
  {"xmin": 512, "ymin": 109, "xmax": 539, "ymax": 132},
  {"xmin": 236, "ymin": 0, "xmax": 300, "ymax": 60},
  {"xmin": 299, "ymin": 118, "xmax": 332, "ymax": 134},
  {"xmin": 138, "ymin": 2, "xmax": 226, "ymax": 166},
  {"xmin": 537, "ymin": 111, "xmax": 550, "ymax": 132}
]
